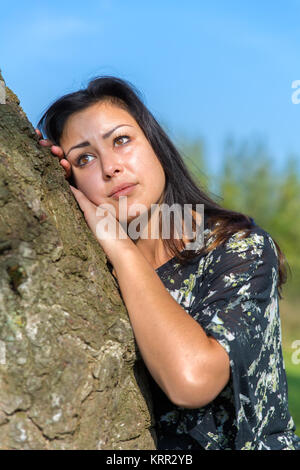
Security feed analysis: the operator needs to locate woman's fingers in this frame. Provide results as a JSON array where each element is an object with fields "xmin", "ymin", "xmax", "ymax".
[
  {"xmin": 60, "ymin": 159, "xmax": 72, "ymax": 179},
  {"xmin": 35, "ymin": 130, "xmax": 64, "ymax": 159},
  {"xmin": 35, "ymin": 129, "xmax": 72, "ymax": 179},
  {"xmin": 35, "ymin": 128, "xmax": 54, "ymax": 147},
  {"xmin": 50, "ymin": 145, "xmax": 64, "ymax": 159}
]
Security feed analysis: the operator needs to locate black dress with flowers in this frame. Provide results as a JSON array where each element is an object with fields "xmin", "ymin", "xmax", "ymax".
[{"xmin": 144, "ymin": 216, "xmax": 300, "ymax": 450}]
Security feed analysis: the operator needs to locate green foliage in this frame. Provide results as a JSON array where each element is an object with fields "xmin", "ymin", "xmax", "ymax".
[
  {"xmin": 180, "ymin": 134, "xmax": 300, "ymax": 300},
  {"xmin": 283, "ymin": 346, "xmax": 300, "ymax": 437},
  {"xmin": 180, "ymin": 133, "xmax": 300, "ymax": 437}
]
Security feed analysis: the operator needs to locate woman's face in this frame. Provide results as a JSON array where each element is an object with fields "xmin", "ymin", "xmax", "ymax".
[{"xmin": 60, "ymin": 101, "xmax": 166, "ymax": 224}]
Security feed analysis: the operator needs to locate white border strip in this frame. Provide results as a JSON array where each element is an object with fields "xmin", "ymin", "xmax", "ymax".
[
  {"xmin": 0, "ymin": 340, "xmax": 6, "ymax": 364},
  {"xmin": 0, "ymin": 80, "xmax": 6, "ymax": 104}
]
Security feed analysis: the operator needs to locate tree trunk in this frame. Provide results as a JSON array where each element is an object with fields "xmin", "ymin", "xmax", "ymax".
[{"xmin": 0, "ymin": 72, "xmax": 156, "ymax": 450}]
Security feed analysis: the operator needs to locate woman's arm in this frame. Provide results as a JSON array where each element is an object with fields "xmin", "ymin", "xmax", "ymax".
[
  {"xmin": 112, "ymin": 244, "xmax": 230, "ymax": 409},
  {"xmin": 66, "ymin": 183, "xmax": 230, "ymax": 409},
  {"xmin": 35, "ymin": 131, "xmax": 229, "ymax": 407}
]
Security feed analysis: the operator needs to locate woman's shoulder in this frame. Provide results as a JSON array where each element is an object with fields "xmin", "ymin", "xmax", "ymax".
[
  {"xmin": 205, "ymin": 217, "xmax": 277, "ymax": 252},
  {"xmin": 156, "ymin": 217, "xmax": 278, "ymax": 281},
  {"xmin": 201, "ymin": 218, "xmax": 279, "ymax": 275}
]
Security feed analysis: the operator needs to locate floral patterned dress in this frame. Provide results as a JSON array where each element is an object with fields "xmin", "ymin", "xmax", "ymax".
[{"xmin": 144, "ymin": 215, "xmax": 300, "ymax": 450}]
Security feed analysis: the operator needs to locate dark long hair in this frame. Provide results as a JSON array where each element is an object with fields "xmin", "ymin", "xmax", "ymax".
[{"xmin": 37, "ymin": 76, "xmax": 289, "ymax": 299}]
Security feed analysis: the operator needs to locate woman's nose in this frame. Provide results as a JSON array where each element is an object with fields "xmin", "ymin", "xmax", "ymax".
[{"xmin": 100, "ymin": 152, "xmax": 124, "ymax": 178}]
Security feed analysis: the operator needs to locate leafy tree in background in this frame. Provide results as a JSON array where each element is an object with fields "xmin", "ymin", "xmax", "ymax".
[
  {"xmin": 219, "ymin": 137, "xmax": 300, "ymax": 300},
  {"xmin": 268, "ymin": 156, "xmax": 300, "ymax": 299},
  {"xmin": 180, "ymin": 134, "xmax": 300, "ymax": 301},
  {"xmin": 178, "ymin": 134, "xmax": 300, "ymax": 437}
]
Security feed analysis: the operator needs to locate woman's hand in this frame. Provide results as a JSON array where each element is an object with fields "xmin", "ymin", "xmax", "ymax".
[
  {"xmin": 35, "ymin": 129, "xmax": 72, "ymax": 180},
  {"xmin": 69, "ymin": 185, "xmax": 135, "ymax": 267}
]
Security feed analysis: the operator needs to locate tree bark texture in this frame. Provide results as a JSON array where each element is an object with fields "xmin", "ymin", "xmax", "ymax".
[{"xmin": 0, "ymin": 73, "xmax": 156, "ymax": 450}]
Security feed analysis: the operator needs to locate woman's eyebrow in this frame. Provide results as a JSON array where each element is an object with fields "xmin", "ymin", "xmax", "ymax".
[
  {"xmin": 65, "ymin": 124, "xmax": 133, "ymax": 158},
  {"xmin": 66, "ymin": 141, "xmax": 90, "ymax": 158},
  {"xmin": 102, "ymin": 124, "xmax": 133, "ymax": 139}
]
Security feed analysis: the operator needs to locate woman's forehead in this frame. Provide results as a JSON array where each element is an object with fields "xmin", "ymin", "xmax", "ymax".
[
  {"xmin": 69, "ymin": 102, "xmax": 136, "ymax": 129},
  {"xmin": 61, "ymin": 102, "xmax": 137, "ymax": 143}
]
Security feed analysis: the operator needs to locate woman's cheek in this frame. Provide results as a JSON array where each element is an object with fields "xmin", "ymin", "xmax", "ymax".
[{"xmin": 73, "ymin": 168, "xmax": 102, "ymax": 201}]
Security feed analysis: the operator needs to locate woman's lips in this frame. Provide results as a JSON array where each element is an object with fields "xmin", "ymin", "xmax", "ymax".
[{"xmin": 110, "ymin": 184, "xmax": 138, "ymax": 199}]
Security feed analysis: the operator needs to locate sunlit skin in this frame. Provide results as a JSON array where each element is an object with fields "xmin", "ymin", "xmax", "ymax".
[
  {"xmin": 60, "ymin": 101, "xmax": 165, "ymax": 216},
  {"xmin": 55, "ymin": 101, "xmax": 174, "ymax": 268},
  {"xmin": 35, "ymin": 100, "xmax": 230, "ymax": 409},
  {"xmin": 37, "ymin": 103, "xmax": 201, "ymax": 267}
]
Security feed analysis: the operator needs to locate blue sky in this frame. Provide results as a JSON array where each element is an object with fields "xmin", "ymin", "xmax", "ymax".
[{"xmin": 1, "ymin": 0, "xmax": 300, "ymax": 180}]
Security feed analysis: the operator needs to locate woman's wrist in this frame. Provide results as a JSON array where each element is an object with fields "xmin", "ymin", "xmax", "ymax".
[{"xmin": 106, "ymin": 238, "xmax": 139, "ymax": 271}]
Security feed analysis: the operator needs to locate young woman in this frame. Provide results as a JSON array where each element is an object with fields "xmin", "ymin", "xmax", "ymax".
[{"xmin": 36, "ymin": 76, "xmax": 300, "ymax": 450}]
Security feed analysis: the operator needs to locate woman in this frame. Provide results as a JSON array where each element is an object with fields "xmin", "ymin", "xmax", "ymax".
[{"xmin": 36, "ymin": 76, "xmax": 300, "ymax": 450}]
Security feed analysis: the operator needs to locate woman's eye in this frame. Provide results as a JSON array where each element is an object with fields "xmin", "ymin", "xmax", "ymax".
[
  {"xmin": 75, "ymin": 136, "xmax": 129, "ymax": 166},
  {"xmin": 114, "ymin": 135, "xmax": 130, "ymax": 146},
  {"xmin": 76, "ymin": 154, "xmax": 95, "ymax": 167}
]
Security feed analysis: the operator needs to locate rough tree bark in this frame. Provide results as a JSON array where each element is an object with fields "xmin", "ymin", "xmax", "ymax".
[{"xmin": 0, "ymin": 71, "xmax": 156, "ymax": 450}]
